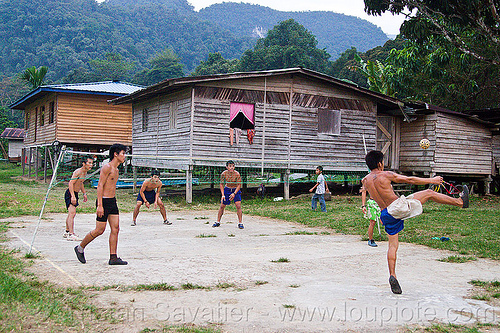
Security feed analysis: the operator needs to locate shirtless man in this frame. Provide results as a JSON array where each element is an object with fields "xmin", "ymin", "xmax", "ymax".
[
  {"xmin": 74, "ymin": 143, "xmax": 128, "ymax": 265},
  {"xmin": 131, "ymin": 169, "xmax": 170, "ymax": 226},
  {"xmin": 362, "ymin": 150, "xmax": 469, "ymax": 294},
  {"xmin": 212, "ymin": 160, "xmax": 244, "ymax": 229},
  {"xmin": 64, "ymin": 157, "xmax": 93, "ymax": 241}
]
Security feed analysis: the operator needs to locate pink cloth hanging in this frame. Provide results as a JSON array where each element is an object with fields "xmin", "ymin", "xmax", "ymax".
[{"xmin": 230, "ymin": 102, "xmax": 254, "ymax": 124}]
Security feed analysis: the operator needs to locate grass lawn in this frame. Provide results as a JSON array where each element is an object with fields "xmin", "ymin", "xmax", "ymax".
[{"xmin": 0, "ymin": 162, "xmax": 499, "ymax": 332}]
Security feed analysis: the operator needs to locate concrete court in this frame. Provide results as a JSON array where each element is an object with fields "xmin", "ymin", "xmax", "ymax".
[{"xmin": 4, "ymin": 210, "xmax": 500, "ymax": 333}]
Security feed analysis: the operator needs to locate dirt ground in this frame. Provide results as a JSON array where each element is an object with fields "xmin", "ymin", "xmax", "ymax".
[{"xmin": 4, "ymin": 210, "xmax": 500, "ymax": 333}]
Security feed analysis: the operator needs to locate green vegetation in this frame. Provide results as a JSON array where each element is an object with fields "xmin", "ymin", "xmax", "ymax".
[
  {"xmin": 195, "ymin": 234, "xmax": 217, "ymax": 238},
  {"xmin": 270, "ymin": 257, "xmax": 290, "ymax": 263},
  {"xmin": 255, "ymin": 281, "xmax": 268, "ymax": 285},
  {"xmin": 140, "ymin": 324, "xmax": 222, "ymax": 333},
  {"xmin": 438, "ymin": 256, "xmax": 477, "ymax": 263}
]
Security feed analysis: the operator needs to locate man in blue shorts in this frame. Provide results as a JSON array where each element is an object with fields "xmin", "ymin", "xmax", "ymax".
[
  {"xmin": 362, "ymin": 150, "xmax": 469, "ymax": 294},
  {"xmin": 212, "ymin": 160, "xmax": 244, "ymax": 229},
  {"xmin": 131, "ymin": 170, "xmax": 170, "ymax": 226}
]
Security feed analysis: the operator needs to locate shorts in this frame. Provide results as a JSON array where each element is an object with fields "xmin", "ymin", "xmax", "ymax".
[
  {"xmin": 137, "ymin": 190, "xmax": 156, "ymax": 204},
  {"xmin": 380, "ymin": 209, "xmax": 404, "ymax": 235},
  {"xmin": 222, "ymin": 187, "xmax": 242, "ymax": 205},
  {"xmin": 65, "ymin": 189, "xmax": 79, "ymax": 209},
  {"xmin": 96, "ymin": 197, "xmax": 119, "ymax": 222},
  {"xmin": 363, "ymin": 199, "xmax": 381, "ymax": 221}
]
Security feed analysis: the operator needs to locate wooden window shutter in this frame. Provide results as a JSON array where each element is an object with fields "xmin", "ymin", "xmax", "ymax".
[{"xmin": 318, "ymin": 109, "xmax": 341, "ymax": 135}]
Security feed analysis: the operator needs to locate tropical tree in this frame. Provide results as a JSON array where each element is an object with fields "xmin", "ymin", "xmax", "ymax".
[
  {"xmin": 20, "ymin": 66, "xmax": 48, "ymax": 90},
  {"xmin": 88, "ymin": 52, "xmax": 134, "ymax": 82},
  {"xmin": 237, "ymin": 19, "xmax": 331, "ymax": 73},
  {"xmin": 351, "ymin": 54, "xmax": 397, "ymax": 97},
  {"xmin": 191, "ymin": 53, "xmax": 238, "ymax": 76},
  {"xmin": 363, "ymin": 0, "xmax": 500, "ymax": 66},
  {"xmin": 133, "ymin": 49, "xmax": 184, "ymax": 86}
]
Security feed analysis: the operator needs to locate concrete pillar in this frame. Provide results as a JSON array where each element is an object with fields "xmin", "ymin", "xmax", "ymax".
[
  {"xmin": 186, "ymin": 164, "xmax": 193, "ymax": 203},
  {"xmin": 485, "ymin": 176, "xmax": 493, "ymax": 195},
  {"xmin": 22, "ymin": 148, "xmax": 25, "ymax": 176},
  {"xmin": 284, "ymin": 169, "xmax": 290, "ymax": 200}
]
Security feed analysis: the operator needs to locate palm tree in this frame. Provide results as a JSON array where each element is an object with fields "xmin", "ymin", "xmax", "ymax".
[{"xmin": 21, "ymin": 66, "xmax": 48, "ymax": 90}]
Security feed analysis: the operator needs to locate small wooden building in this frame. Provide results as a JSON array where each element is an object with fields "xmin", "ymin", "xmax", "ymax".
[
  {"xmin": 112, "ymin": 68, "xmax": 403, "ymax": 201},
  {"xmin": 399, "ymin": 102, "xmax": 498, "ymax": 192},
  {"xmin": 10, "ymin": 81, "xmax": 142, "ymax": 178},
  {"xmin": 0, "ymin": 128, "xmax": 25, "ymax": 162}
]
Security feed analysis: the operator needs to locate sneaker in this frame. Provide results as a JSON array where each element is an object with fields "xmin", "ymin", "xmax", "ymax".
[
  {"xmin": 460, "ymin": 185, "xmax": 469, "ymax": 208},
  {"xmin": 212, "ymin": 222, "xmax": 220, "ymax": 227},
  {"xmin": 109, "ymin": 257, "xmax": 128, "ymax": 265},
  {"xmin": 163, "ymin": 220, "xmax": 172, "ymax": 225},
  {"xmin": 74, "ymin": 246, "xmax": 86, "ymax": 264},
  {"xmin": 238, "ymin": 223, "xmax": 244, "ymax": 229},
  {"xmin": 389, "ymin": 275, "xmax": 402, "ymax": 294},
  {"xmin": 368, "ymin": 239, "xmax": 378, "ymax": 247},
  {"xmin": 63, "ymin": 232, "xmax": 70, "ymax": 239},
  {"xmin": 131, "ymin": 221, "xmax": 136, "ymax": 226},
  {"xmin": 67, "ymin": 233, "xmax": 82, "ymax": 241}
]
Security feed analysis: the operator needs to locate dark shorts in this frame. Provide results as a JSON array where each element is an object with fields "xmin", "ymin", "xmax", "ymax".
[
  {"xmin": 96, "ymin": 198, "xmax": 119, "ymax": 222},
  {"xmin": 64, "ymin": 189, "xmax": 79, "ymax": 209},
  {"xmin": 137, "ymin": 190, "xmax": 156, "ymax": 204},
  {"xmin": 223, "ymin": 187, "xmax": 241, "ymax": 205},
  {"xmin": 380, "ymin": 208, "xmax": 405, "ymax": 235}
]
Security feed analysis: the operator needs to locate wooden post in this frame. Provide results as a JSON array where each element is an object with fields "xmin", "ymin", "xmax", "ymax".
[
  {"xmin": 284, "ymin": 169, "xmax": 290, "ymax": 200},
  {"xmin": 242, "ymin": 170, "xmax": 247, "ymax": 194},
  {"xmin": 133, "ymin": 166, "xmax": 137, "ymax": 193},
  {"xmin": 28, "ymin": 147, "xmax": 32, "ymax": 178},
  {"xmin": 186, "ymin": 164, "xmax": 193, "ymax": 203},
  {"xmin": 22, "ymin": 148, "xmax": 25, "ymax": 176},
  {"xmin": 43, "ymin": 146, "xmax": 47, "ymax": 183},
  {"xmin": 35, "ymin": 147, "xmax": 39, "ymax": 180},
  {"xmin": 485, "ymin": 176, "xmax": 492, "ymax": 195}
]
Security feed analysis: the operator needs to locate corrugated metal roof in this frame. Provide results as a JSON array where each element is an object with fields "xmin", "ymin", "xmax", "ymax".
[
  {"xmin": 0, "ymin": 128, "xmax": 25, "ymax": 139},
  {"xmin": 10, "ymin": 81, "xmax": 144, "ymax": 110},
  {"xmin": 44, "ymin": 81, "xmax": 143, "ymax": 94}
]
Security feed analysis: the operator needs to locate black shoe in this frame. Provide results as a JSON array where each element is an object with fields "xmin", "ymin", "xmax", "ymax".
[
  {"xmin": 163, "ymin": 220, "xmax": 172, "ymax": 225},
  {"xmin": 460, "ymin": 185, "xmax": 469, "ymax": 208},
  {"xmin": 212, "ymin": 222, "xmax": 220, "ymax": 227},
  {"xmin": 109, "ymin": 257, "xmax": 128, "ymax": 265},
  {"xmin": 389, "ymin": 275, "xmax": 402, "ymax": 294},
  {"xmin": 74, "ymin": 246, "xmax": 86, "ymax": 264},
  {"xmin": 368, "ymin": 239, "xmax": 378, "ymax": 247}
]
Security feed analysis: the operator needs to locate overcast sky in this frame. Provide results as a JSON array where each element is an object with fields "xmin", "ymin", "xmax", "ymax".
[{"xmin": 187, "ymin": 0, "xmax": 407, "ymax": 36}]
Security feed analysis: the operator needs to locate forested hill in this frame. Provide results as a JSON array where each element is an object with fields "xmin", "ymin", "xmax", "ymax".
[
  {"xmin": 0, "ymin": 0, "xmax": 388, "ymax": 82},
  {"xmin": 198, "ymin": 3, "xmax": 389, "ymax": 60}
]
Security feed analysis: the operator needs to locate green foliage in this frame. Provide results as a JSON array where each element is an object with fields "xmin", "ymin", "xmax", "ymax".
[
  {"xmin": 352, "ymin": 53, "xmax": 397, "ymax": 97},
  {"xmin": 134, "ymin": 49, "xmax": 184, "ymax": 86},
  {"xmin": 363, "ymin": 0, "xmax": 500, "ymax": 109},
  {"xmin": 191, "ymin": 53, "xmax": 238, "ymax": 76},
  {"xmin": 238, "ymin": 19, "xmax": 331, "ymax": 73},
  {"xmin": 20, "ymin": 66, "xmax": 48, "ymax": 90}
]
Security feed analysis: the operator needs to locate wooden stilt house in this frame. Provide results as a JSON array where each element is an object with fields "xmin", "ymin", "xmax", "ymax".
[{"xmin": 112, "ymin": 68, "xmax": 403, "ymax": 201}]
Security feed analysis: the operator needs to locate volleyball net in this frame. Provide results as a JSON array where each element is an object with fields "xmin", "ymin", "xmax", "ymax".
[{"xmin": 23, "ymin": 146, "xmax": 369, "ymax": 191}]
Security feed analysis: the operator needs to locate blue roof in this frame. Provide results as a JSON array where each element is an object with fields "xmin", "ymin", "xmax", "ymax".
[{"xmin": 10, "ymin": 81, "xmax": 144, "ymax": 110}]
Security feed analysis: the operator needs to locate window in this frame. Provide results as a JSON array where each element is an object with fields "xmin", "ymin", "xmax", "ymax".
[
  {"xmin": 169, "ymin": 101, "xmax": 178, "ymax": 129},
  {"xmin": 49, "ymin": 101, "xmax": 55, "ymax": 124},
  {"xmin": 230, "ymin": 102, "xmax": 255, "ymax": 130},
  {"xmin": 142, "ymin": 108, "xmax": 148, "ymax": 132},
  {"xmin": 39, "ymin": 105, "xmax": 45, "ymax": 126},
  {"xmin": 318, "ymin": 109, "xmax": 341, "ymax": 135}
]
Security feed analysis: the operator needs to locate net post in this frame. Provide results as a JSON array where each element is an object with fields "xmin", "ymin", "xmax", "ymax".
[
  {"xmin": 133, "ymin": 165, "xmax": 137, "ymax": 193},
  {"xmin": 29, "ymin": 146, "xmax": 66, "ymax": 254},
  {"xmin": 186, "ymin": 164, "xmax": 193, "ymax": 203}
]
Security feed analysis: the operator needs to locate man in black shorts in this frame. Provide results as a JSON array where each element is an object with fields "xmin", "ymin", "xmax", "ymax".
[
  {"xmin": 74, "ymin": 144, "xmax": 128, "ymax": 265},
  {"xmin": 131, "ymin": 169, "xmax": 170, "ymax": 226}
]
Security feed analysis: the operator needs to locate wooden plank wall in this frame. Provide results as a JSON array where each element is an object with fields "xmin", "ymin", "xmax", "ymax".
[
  {"xmin": 399, "ymin": 114, "xmax": 436, "ymax": 174},
  {"xmin": 492, "ymin": 136, "xmax": 500, "ymax": 175},
  {"xmin": 24, "ymin": 93, "xmax": 57, "ymax": 146},
  {"xmin": 57, "ymin": 93, "xmax": 132, "ymax": 146},
  {"xmin": 132, "ymin": 89, "xmax": 191, "ymax": 169},
  {"xmin": 433, "ymin": 113, "xmax": 491, "ymax": 175}
]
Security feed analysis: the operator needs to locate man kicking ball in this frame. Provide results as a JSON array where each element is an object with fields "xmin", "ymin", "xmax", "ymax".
[
  {"xmin": 362, "ymin": 150, "xmax": 469, "ymax": 294},
  {"xmin": 132, "ymin": 169, "xmax": 170, "ymax": 226}
]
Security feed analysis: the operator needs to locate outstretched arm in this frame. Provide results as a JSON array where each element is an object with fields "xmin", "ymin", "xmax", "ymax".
[{"xmin": 389, "ymin": 172, "xmax": 443, "ymax": 185}]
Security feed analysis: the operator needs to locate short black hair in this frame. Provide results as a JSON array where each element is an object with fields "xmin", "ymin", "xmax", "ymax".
[
  {"xmin": 151, "ymin": 169, "xmax": 160, "ymax": 176},
  {"xmin": 226, "ymin": 160, "xmax": 235, "ymax": 166},
  {"xmin": 81, "ymin": 156, "xmax": 93, "ymax": 164},
  {"xmin": 316, "ymin": 166, "xmax": 323, "ymax": 172},
  {"xmin": 365, "ymin": 150, "xmax": 384, "ymax": 170},
  {"xmin": 109, "ymin": 143, "xmax": 127, "ymax": 161}
]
